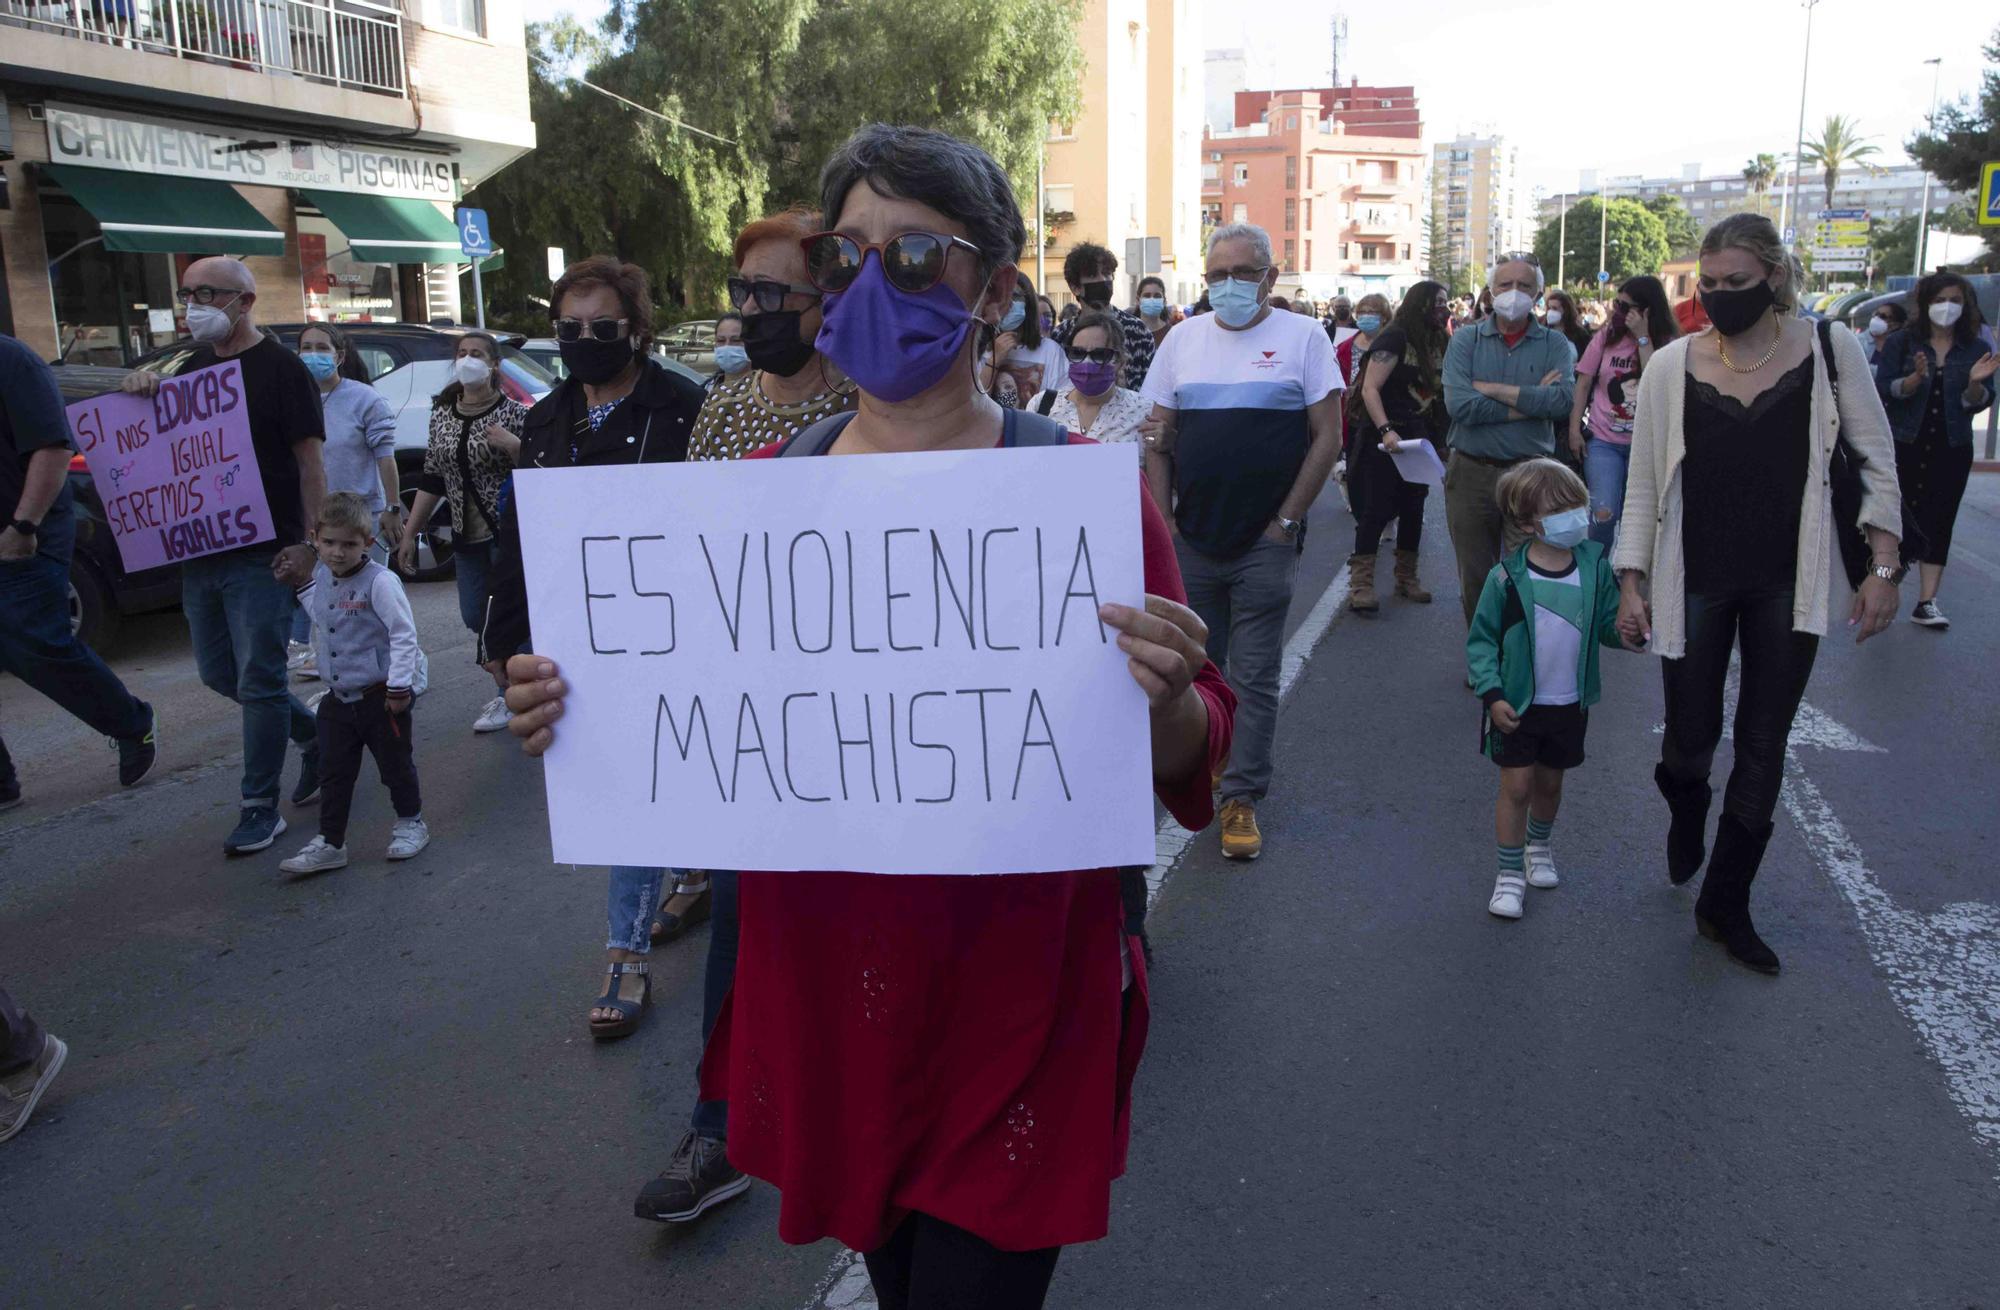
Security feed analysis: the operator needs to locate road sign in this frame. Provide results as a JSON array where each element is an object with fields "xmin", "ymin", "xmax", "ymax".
[
  {"xmin": 1981, "ymin": 161, "xmax": 2000, "ymax": 227},
  {"xmin": 1596, "ymin": 270, "xmax": 1611, "ymax": 283},
  {"xmin": 456, "ymin": 208, "xmax": 493, "ymax": 259},
  {"xmin": 1816, "ymin": 207, "xmax": 1867, "ymax": 221},
  {"xmin": 1783, "ymin": 226, "xmax": 1796, "ymax": 243}
]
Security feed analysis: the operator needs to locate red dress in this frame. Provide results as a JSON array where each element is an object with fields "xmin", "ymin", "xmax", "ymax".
[{"xmin": 701, "ymin": 437, "xmax": 1235, "ymax": 1254}]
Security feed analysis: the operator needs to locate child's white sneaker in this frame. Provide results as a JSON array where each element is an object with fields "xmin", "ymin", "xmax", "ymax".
[
  {"xmin": 1525, "ymin": 843, "xmax": 1560, "ymax": 889},
  {"xmin": 280, "ymin": 835, "xmax": 347, "ymax": 876},
  {"xmin": 1488, "ymin": 870, "xmax": 1526, "ymax": 919},
  {"xmin": 387, "ymin": 817, "xmax": 430, "ymax": 861}
]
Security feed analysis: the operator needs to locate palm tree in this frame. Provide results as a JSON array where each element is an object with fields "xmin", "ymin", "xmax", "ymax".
[
  {"xmin": 1798, "ymin": 115, "xmax": 1882, "ymax": 214},
  {"xmin": 1741, "ymin": 153, "xmax": 1779, "ymax": 215}
]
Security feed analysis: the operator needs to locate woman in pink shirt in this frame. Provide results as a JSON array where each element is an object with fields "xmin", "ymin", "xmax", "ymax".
[{"xmin": 1569, "ymin": 275, "xmax": 1677, "ymax": 547}]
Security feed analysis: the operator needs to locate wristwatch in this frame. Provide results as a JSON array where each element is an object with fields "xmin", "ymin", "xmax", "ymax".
[
  {"xmin": 1870, "ymin": 560, "xmax": 1907, "ymax": 586},
  {"xmin": 1275, "ymin": 516, "xmax": 1303, "ymax": 540},
  {"xmin": 8, "ymin": 518, "xmax": 38, "ymax": 539},
  {"xmin": 1636, "ymin": 335, "xmax": 1652, "ymax": 347}
]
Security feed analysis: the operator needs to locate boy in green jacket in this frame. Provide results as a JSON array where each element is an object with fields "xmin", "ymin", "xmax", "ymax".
[{"xmin": 1467, "ymin": 459, "xmax": 1636, "ymax": 919}]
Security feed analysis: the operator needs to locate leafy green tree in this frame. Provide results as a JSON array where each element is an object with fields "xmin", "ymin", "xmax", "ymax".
[
  {"xmin": 1798, "ymin": 114, "xmax": 1882, "ymax": 214},
  {"xmin": 1643, "ymin": 194, "xmax": 1701, "ymax": 259},
  {"xmin": 1741, "ymin": 153, "xmax": 1779, "ymax": 215},
  {"xmin": 1531, "ymin": 197, "xmax": 1671, "ymax": 286},
  {"xmin": 1868, "ymin": 201, "xmax": 1986, "ymax": 277},
  {"xmin": 464, "ymin": 0, "xmax": 1085, "ymax": 320},
  {"xmin": 1909, "ymin": 23, "xmax": 2000, "ymax": 268}
]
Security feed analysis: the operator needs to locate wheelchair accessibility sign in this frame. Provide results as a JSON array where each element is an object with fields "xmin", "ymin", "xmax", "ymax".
[{"xmin": 457, "ymin": 208, "xmax": 494, "ymax": 258}]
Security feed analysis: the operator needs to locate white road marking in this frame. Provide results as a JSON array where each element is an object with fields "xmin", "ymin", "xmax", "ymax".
[
  {"xmin": 810, "ymin": 562, "xmax": 1354, "ymax": 1307},
  {"xmin": 1944, "ymin": 544, "xmax": 2000, "ymax": 583}
]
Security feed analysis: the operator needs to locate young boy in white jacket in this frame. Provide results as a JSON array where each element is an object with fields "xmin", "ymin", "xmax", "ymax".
[{"xmin": 275, "ymin": 493, "xmax": 429, "ymax": 874}]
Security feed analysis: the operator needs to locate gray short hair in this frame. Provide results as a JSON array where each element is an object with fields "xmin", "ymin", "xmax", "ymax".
[
  {"xmin": 819, "ymin": 124, "xmax": 1025, "ymax": 275},
  {"xmin": 1207, "ymin": 222, "xmax": 1273, "ymax": 267},
  {"xmin": 1491, "ymin": 254, "xmax": 1545, "ymax": 294}
]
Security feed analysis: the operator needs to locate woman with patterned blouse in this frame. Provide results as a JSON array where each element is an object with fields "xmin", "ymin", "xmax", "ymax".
[
  {"xmin": 1025, "ymin": 310, "xmax": 1149, "ymax": 453},
  {"xmin": 685, "ymin": 208, "xmax": 852, "ymax": 463},
  {"xmin": 398, "ymin": 330, "xmax": 528, "ymax": 732}
]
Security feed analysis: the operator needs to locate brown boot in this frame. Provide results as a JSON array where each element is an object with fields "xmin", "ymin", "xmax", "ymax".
[
  {"xmin": 1347, "ymin": 552, "xmax": 1379, "ymax": 613},
  {"xmin": 1393, "ymin": 549, "xmax": 1432, "ymax": 603}
]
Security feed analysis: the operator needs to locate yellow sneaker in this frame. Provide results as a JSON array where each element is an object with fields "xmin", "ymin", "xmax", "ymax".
[{"xmin": 1218, "ymin": 798, "xmax": 1262, "ymax": 861}]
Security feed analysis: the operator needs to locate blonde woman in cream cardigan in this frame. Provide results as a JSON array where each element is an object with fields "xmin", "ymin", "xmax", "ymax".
[{"xmin": 1612, "ymin": 214, "xmax": 1901, "ymax": 975}]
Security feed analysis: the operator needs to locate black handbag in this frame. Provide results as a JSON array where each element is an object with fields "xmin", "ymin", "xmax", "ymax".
[{"xmin": 1820, "ymin": 320, "xmax": 1924, "ymax": 589}]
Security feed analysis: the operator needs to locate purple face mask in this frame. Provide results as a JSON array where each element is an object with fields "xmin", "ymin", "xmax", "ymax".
[
  {"xmin": 814, "ymin": 253, "xmax": 978, "ymax": 403},
  {"xmin": 1068, "ymin": 358, "xmax": 1116, "ymax": 397}
]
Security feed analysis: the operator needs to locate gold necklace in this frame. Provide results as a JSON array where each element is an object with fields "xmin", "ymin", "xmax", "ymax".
[{"xmin": 1717, "ymin": 313, "xmax": 1782, "ymax": 373}]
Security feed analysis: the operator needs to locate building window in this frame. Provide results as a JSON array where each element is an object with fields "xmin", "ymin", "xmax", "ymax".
[
  {"xmin": 1401, "ymin": 243, "xmax": 1412, "ymax": 260},
  {"xmin": 1304, "ymin": 240, "xmax": 1313, "ymax": 268},
  {"xmin": 1233, "ymin": 163, "xmax": 1249, "ymax": 186},
  {"xmin": 1048, "ymin": 119, "xmax": 1077, "ymax": 142},
  {"xmin": 1044, "ymin": 184, "xmax": 1075, "ymax": 216},
  {"xmin": 1286, "ymin": 156, "xmax": 1298, "ymax": 189},
  {"xmin": 1306, "ymin": 156, "xmax": 1314, "ymax": 189},
  {"xmin": 1303, "ymin": 198, "xmax": 1312, "ymax": 229},
  {"xmin": 1378, "ymin": 98, "xmax": 1393, "ymax": 108},
  {"xmin": 1286, "ymin": 114, "xmax": 1298, "ymax": 130},
  {"xmin": 1231, "ymin": 203, "xmax": 1248, "ymax": 222},
  {"xmin": 1202, "ymin": 163, "xmax": 1219, "ymax": 182},
  {"xmin": 425, "ymin": 0, "xmax": 485, "ymax": 34},
  {"xmin": 1283, "ymin": 239, "xmax": 1296, "ymax": 271},
  {"xmin": 1285, "ymin": 198, "xmax": 1297, "ymax": 231}
]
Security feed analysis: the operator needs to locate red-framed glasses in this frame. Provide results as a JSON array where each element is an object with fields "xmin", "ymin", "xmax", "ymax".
[{"xmin": 800, "ymin": 230, "xmax": 982, "ymax": 296}]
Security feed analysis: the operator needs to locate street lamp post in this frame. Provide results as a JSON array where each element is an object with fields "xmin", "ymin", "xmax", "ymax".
[
  {"xmin": 1598, "ymin": 192, "xmax": 1608, "ymax": 287},
  {"xmin": 1557, "ymin": 192, "xmax": 1567, "ymax": 287},
  {"xmin": 1913, "ymin": 57, "xmax": 1943, "ymax": 277},
  {"xmin": 1782, "ymin": 0, "xmax": 1822, "ymax": 255}
]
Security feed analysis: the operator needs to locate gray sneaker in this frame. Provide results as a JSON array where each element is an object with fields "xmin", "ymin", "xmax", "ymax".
[
  {"xmin": 633, "ymin": 1131, "xmax": 750, "ymax": 1223},
  {"xmin": 1, "ymin": 1034, "xmax": 68, "ymax": 1144},
  {"xmin": 386, "ymin": 817, "xmax": 430, "ymax": 861},
  {"xmin": 1911, "ymin": 600, "xmax": 1949, "ymax": 629},
  {"xmin": 279, "ymin": 835, "xmax": 349, "ymax": 876}
]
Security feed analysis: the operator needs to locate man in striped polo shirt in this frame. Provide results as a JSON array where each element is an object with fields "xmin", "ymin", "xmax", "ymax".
[{"xmin": 1140, "ymin": 223, "xmax": 1344, "ymax": 861}]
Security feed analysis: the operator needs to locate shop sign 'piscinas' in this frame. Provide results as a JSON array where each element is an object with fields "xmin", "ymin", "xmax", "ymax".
[{"xmin": 44, "ymin": 103, "xmax": 456, "ymax": 200}]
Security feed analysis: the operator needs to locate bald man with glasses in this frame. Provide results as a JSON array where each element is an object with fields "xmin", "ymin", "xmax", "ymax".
[{"xmin": 122, "ymin": 257, "xmax": 326, "ymax": 855}]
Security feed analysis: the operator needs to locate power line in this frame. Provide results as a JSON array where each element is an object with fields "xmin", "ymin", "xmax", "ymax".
[{"xmin": 529, "ymin": 51, "xmax": 737, "ymax": 146}]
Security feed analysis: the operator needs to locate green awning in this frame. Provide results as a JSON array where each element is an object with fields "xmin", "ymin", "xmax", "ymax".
[
  {"xmin": 42, "ymin": 164, "xmax": 284, "ymax": 256},
  {"xmin": 302, "ymin": 190, "xmax": 463, "ymax": 265}
]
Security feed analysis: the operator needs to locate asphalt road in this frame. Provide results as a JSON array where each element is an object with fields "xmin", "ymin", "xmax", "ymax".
[{"xmin": 4, "ymin": 475, "xmax": 1999, "ymax": 1309}]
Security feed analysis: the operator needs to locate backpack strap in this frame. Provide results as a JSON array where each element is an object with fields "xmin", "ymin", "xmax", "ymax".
[
  {"xmin": 1035, "ymin": 389, "xmax": 1059, "ymax": 417},
  {"xmin": 1817, "ymin": 317, "xmax": 1839, "ymax": 397},
  {"xmin": 776, "ymin": 410, "xmax": 859, "ymax": 457}
]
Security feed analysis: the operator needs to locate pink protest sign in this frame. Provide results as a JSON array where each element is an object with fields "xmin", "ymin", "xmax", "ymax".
[{"xmin": 66, "ymin": 361, "xmax": 273, "ymax": 573}]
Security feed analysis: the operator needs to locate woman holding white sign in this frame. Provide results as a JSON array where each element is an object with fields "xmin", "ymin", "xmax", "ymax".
[{"xmin": 505, "ymin": 125, "xmax": 1235, "ymax": 1308}]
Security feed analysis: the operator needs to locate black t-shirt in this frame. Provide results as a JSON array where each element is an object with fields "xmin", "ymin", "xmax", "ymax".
[
  {"xmin": 1361, "ymin": 326, "xmax": 1438, "ymax": 435},
  {"xmin": 2, "ymin": 333, "xmax": 76, "ymax": 523},
  {"xmin": 177, "ymin": 332, "xmax": 325, "ymax": 550}
]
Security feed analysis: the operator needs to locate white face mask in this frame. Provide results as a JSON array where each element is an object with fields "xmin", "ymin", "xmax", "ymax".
[
  {"xmin": 184, "ymin": 304, "xmax": 234, "ymax": 343},
  {"xmin": 1867, "ymin": 316, "xmax": 1890, "ymax": 337},
  {"xmin": 453, "ymin": 356, "xmax": 493, "ymax": 388},
  {"xmin": 1544, "ymin": 309, "xmax": 1564, "ymax": 327},
  {"xmin": 1492, "ymin": 288, "xmax": 1534, "ymax": 322},
  {"xmin": 1929, "ymin": 301, "xmax": 1964, "ymax": 328}
]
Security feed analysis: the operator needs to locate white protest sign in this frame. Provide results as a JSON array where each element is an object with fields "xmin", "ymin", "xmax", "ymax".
[{"xmin": 515, "ymin": 443, "xmax": 1157, "ymax": 874}]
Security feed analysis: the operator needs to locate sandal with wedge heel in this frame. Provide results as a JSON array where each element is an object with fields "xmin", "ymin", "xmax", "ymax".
[{"xmin": 588, "ymin": 961, "xmax": 651, "ymax": 1041}]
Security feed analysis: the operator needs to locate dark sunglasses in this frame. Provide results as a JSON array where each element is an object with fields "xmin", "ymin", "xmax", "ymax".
[
  {"xmin": 1613, "ymin": 300, "xmax": 1637, "ymax": 314},
  {"xmin": 726, "ymin": 276, "xmax": 820, "ymax": 313},
  {"xmin": 552, "ymin": 316, "xmax": 630, "ymax": 343},
  {"xmin": 1065, "ymin": 347, "xmax": 1117, "ymax": 365},
  {"xmin": 800, "ymin": 231, "xmax": 982, "ymax": 295}
]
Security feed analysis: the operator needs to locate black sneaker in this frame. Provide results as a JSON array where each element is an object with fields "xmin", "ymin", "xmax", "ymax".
[
  {"xmin": 291, "ymin": 746, "xmax": 321, "ymax": 806},
  {"xmin": 1911, "ymin": 600, "xmax": 1949, "ymax": 629},
  {"xmin": 634, "ymin": 1131, "xmax": 750, "ymax": 1223},
  {"xmin": 117, "ymin": 705, "xmax": 159, "ymax": 788},
  {"xmin": 224, "ymin": 805, "xmax": 287, "ymax": 856}
]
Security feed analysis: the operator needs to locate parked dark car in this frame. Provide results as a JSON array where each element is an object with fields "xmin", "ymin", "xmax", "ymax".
[{"xmin": 46, "ymin": 323, "xmax": 557, "ymax": 646}]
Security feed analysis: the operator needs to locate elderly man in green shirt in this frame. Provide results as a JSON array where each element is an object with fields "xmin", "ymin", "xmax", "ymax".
[{"xmin": 1442, "ymin": 253, "xmax": 1578, "ymax": 626}]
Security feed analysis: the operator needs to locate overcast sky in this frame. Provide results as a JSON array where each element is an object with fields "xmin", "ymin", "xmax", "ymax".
[{"xmin": 525, "ymin": 0, "xmax": 1993, "ymax": 197}]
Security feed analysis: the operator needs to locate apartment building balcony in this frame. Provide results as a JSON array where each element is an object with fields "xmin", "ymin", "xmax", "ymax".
[
  {"xmin": 2, "ymin": 0, "xmax": 406, "ymax": 96},
  {"xmin": 1352, "ymin": 179, "xmax": 1402, "ymax": 199}
]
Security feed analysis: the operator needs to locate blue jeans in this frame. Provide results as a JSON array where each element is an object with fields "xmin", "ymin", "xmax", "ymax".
[
  {"xmin": 182, "ymin": 549, "xmax": 318, "ymax": 805},
  {"xmin": 0, "ymin": 493, "xmax": 150, "ymax": 743},
  {"xmin": 454, "ymin": 538, "xmax": 494, "ymax": 637},
  {"xmin": 1584, "ymin": 439, "xmax": 1632, "ymax": 549},
  {"xmin": 607, "ymin": 865, "xmax": 669, "ymax": 952},
  {"xmin": 692, "ymin": 868, "xmax": 738, "ymax": 1141}
]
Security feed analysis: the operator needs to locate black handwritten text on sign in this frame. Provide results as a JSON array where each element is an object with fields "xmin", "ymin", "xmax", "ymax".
[{"xmin": 513, "ymin": 445, "xmax": 1155, "ymax": 874}]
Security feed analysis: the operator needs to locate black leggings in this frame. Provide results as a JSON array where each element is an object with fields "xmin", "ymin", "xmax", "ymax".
[
  {"xmin": 863, "ymin": 1212, "xmax": 1061, "ymax": 1310},
  {"xmin": 1660, "ymin": 587, "xmax": 1818, "ymax": 830},
  {"xmin": 1354, "ymin": 480, "xmax": 1428, "ymax": 556}
]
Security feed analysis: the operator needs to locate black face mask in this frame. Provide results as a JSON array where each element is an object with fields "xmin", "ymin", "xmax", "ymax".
[
  {"xmin": 559, "ymin": 336, "xmax": 638, "ymax": 385},
  {"xmin": 1700, "ymin": 281, "xmax": 1777, "ymax": 337},
  {"xmin": 1079, "ymin": 281, "xmax": 1113, "ymax": 309},
  {"xmin": 742, "ymin": 309, "xmax": 816, "ymax": 377}
]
